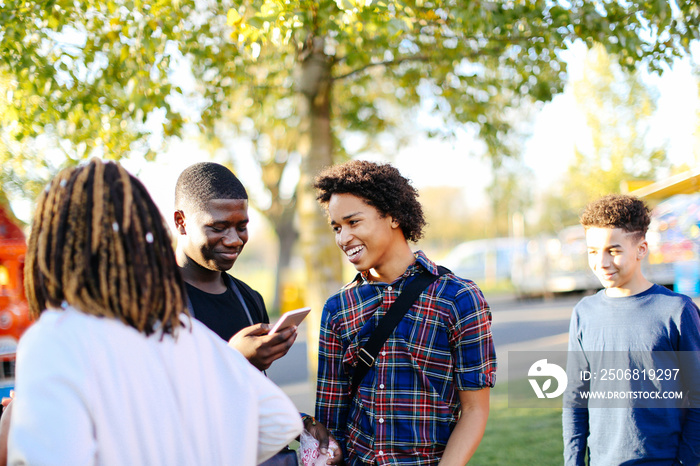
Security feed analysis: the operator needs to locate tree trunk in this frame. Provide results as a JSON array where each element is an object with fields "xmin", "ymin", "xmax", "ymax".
[
  {"xmin": 296, "ymin": 36, "xmax": 343, "ymax": 375},
  {"xmin": 270, "ymin": 204, "xmax": 298, "ymax": 313}
]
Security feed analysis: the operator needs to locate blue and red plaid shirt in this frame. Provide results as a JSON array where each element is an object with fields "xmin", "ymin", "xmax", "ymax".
[{"xmin": 315, "ymin": 251, "xmax": 496, "ymax": 465}]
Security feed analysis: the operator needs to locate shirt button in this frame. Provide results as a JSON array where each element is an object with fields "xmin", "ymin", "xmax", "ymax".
[
  {"xmin": 379, "ymin": 418, "xmax": 384, "ymax": 423},
  {"xmin": 381, "ymin": 351, "xmax": 386, "ymax": 356},
  {"xmin": 386, "ymin": 285, "xmax": 393, "ymax": 291},
  {"xmin": 379, "ymin": 384, "xmax": 385, "ymax": 389},
  {"xmin": 378, "ymin": 451, "xmax": 384, "ymax": 456}
]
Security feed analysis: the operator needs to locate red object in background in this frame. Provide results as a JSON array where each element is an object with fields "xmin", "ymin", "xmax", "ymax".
[{"xmin": 0, "ymin": 205, "xmax": 32, "ymax": 351}]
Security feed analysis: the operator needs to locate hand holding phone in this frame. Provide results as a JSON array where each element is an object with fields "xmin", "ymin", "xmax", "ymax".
[{"xmin": 269, "ymin": 307, "xmax": 311, "ymax": 334}]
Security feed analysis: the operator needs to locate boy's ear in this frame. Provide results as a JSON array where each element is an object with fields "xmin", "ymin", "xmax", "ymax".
[
  {"xmin": 173, "ymin": 210, "xmax": 187, "ymax": 235},
  {"xmin": 637, "ymin": 238, "xmax": 649, "ymax": 260}
]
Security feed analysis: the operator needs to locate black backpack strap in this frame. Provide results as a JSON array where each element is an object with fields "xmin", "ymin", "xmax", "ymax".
[
  {"xmin": 225, "ymin": 274, "xmax": 269, "ymax": 324},
  {"xmin": 349, "ymin": 266, "xmax": 450, "ymax": 398}
]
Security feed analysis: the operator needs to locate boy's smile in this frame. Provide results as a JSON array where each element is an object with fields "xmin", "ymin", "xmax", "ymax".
[
  {"xmin": 328, "ymin": 193, "xmax": 414, "ymax": 283},
  {"xmin": 344, "ymin": 244, "xmax": 366, "ymax": 264},
  {"xmin": 176, "ymin": 198, "xmax": 249, "ymax": 274}
]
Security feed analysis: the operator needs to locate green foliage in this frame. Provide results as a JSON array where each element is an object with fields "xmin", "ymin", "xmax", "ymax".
[
  {"xmin": 221, "ymin": 0, "xmax": 698, "ymax": 153},
  {"xmin": 560, "ymin": 44, "xmax": 670, "ymax": 214},
  {"xmin": 1, "ymin": 0, "xmax": 698, "ymax": 201},
  {"xmin": 1, "ymin": 0, "xmax": 209, "ymax": 197}
]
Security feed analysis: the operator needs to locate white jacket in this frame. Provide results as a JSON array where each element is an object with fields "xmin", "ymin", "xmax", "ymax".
[{"xmin": 8, "ymin": 307, "xmax": 302, "ymax": 465}]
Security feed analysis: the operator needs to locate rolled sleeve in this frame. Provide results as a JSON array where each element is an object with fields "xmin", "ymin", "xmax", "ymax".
[{"xmin": 449, "ymin": 282, "xmax": 497, "ymax": 390}]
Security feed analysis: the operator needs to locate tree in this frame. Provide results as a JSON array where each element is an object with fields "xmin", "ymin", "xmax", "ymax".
[
  {"xmin": 420, "ymin": 186, "xmax": 487, "ymax": 252},
  {"xmin": 486, "ymin": 159, "xmax": 534, "ymax": 237},
  {"xmin": 217, "ymin": 2, "xmax": 700, "ymax": 354},
  {"xmin": 210, "ymin": 114, "xmax": 301, "ymax": 313},
  {"xmin": 560, "ymin": 44, "xmax": 670, "ymax": 218},
  {"xmin": 3, "ymin": 0, "xmax": 699, "ymax": 359}
]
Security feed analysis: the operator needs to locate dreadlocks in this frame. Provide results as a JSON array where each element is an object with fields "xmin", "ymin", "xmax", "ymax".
[{"xmin": 24, "ymin": 158, "xmax": 187, "ymax": 336}]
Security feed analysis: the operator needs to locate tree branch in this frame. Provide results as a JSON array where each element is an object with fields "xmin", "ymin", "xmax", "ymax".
[
  {"xmin": 333, "ymin": 55, "xmax": 432, "ymax": 81},
  {"xmin": 332, "ymin": 30, "xmax": 553, "ymax": 82}
]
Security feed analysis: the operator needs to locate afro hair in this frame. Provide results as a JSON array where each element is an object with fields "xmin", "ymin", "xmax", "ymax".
[{"xmin": 314, "ymin": 160, "xmax": 425, "ymax": 242}]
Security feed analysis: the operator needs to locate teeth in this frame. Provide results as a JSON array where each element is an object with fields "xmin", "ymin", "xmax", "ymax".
[{"xmin": 346, "ymin": 246, "xmax": 363, "ymax": 257}]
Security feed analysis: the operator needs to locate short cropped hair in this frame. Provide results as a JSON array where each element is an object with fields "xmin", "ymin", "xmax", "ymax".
[
  {"xmin": 25, "ymin": 158, "xmax": 187, "ymax": 336},
  {"xmin": 580, "ymin": 194, "xmax": 651, "ymax": 240},
  {"xmin": 175, "ymin": 162, "xmax": 247, "ymax": 211},
  {"xmin": 314, "ymin": 160, "xmax": 425, "ymax": 242}
]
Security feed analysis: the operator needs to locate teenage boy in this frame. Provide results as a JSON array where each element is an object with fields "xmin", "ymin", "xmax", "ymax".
[
  {"xmin": 563, "ymin": 194, "xmax": 700, "ymax": 465},
  {"xmin": 313, "ymin": 160, "xmax": 496, "ymax": 466},
  {"xmin": 174, "ymin": 162, "xmax": 341, "ymax": 463},
  {"xmin": 174, "ymin": 162, "xmax": 296, "ymax": 371}
]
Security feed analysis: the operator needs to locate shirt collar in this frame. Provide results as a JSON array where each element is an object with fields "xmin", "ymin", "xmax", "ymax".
[{"xmin": 353, "ymin": 250, "xmax": 438, "ymax": 285}]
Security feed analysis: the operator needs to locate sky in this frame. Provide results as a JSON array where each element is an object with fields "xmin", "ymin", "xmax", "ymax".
[{"xmin": 522, "ymin": 42, "xmax": 700, "ymax": 181}]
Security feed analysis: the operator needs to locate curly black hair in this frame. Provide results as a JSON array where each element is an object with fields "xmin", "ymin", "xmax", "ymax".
[
  {"xmin": 314, "ymin": 160, "xmax": 425, "ymax": 242},
  {"xmin": 580, "ymin": 194, "xmax": 650, "ymax": 240}
]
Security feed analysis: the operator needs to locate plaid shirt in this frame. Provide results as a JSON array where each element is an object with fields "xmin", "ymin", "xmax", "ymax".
[{"xmin": 315, "ymin": 251, "xmax": 496, "ymax": 465}]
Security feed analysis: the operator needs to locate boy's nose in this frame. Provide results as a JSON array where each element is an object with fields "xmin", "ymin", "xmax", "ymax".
[
  {"xmin": 222, "ymin": 230, "xmax": 243, "ymax": 246},
  {"xmin": 598, "ymin": 253, "xmax": 612, "ymax": 268},
  {"xmin": 337, "ymin": 229, "xmax": 353, "ymax": 247}
]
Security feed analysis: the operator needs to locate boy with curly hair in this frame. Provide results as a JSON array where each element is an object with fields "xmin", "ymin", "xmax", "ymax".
[
  {"xmin": 563, "ymin": 194, "xmax": 700, "ymax": 465},
  {"xmin": 313, "ymin": 160, "xmax": 496, "ymax": 465}
]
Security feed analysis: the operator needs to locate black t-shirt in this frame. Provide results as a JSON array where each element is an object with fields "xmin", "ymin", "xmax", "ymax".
[{"xmin": 185, "ymin": 277, "xmax": 267, "ymax": 341}]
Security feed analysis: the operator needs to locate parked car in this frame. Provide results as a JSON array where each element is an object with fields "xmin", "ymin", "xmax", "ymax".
[{"xmin": 441, "ymin": 237, "xmax": 528, "ymax": 287}]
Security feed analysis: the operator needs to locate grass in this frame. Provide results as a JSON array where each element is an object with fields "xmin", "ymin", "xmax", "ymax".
[{"xmin": 469, "ymin": 384, "xmax": 564, "ymax": 466}]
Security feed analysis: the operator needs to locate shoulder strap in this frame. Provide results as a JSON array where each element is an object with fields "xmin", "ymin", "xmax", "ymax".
[
  {"xmin": 184, "ymin": 275, "xmax": 268, "ymax": 325},
  {"xmin": 224, "ymin": 274, "xmax": 269, "ymax": 325},
  {"xmin": 229, "ymin": 278, "xmax": 257, "ymax": 327},
  {"xmin": 232, "ymin": 276, "xmax": 267, "ymax": 320},
  {"xmin": 349, "ymin": 266, "xmax": 450, "ymax": 398}
]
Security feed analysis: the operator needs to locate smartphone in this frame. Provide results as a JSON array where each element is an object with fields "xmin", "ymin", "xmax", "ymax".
[{"xmin": 269, "ymin": 307, "xmax": 311, "ymax": 334}]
